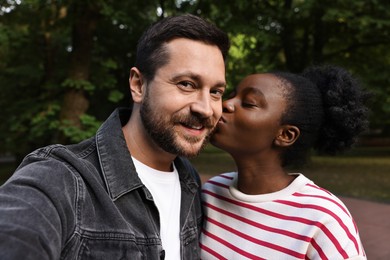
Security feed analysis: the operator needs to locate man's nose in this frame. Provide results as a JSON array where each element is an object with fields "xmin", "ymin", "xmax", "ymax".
[{"xmin": 190, "ymin": 91, "xmax": 214, "ymax": 118}]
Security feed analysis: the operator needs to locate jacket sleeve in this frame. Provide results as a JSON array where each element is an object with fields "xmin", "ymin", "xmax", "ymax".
[{"xmin": 0, "ymin": 156, "xmax": 78, "ymax": 260}]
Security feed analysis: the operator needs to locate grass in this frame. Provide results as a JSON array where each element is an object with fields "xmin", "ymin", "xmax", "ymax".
[
  {"xmin": 1, "ymin": 146, "xmax": 389, "ymax": 203},
  {"xmin": 190, "ymin": 145, "xmax": 390, "ymax": 203}
]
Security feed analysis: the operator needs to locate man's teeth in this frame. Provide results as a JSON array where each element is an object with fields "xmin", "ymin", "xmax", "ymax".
[{"xmin": 183, "ymin": 123, "xmax": 202, "ymax": 130}]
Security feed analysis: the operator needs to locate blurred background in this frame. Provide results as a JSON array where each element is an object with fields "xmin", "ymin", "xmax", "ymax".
[{"xmin": 0, "ymin": 0, "xmax": 389, "ymax": 203}]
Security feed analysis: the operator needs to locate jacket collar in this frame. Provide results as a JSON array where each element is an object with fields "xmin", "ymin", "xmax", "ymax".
[
  {"xmin": 96, "ymin": 108, "xmax": 199, "ymax": 201},
  {"xmin": 96, "ymin": 108, "xmax": 142, "ymax": 200}
]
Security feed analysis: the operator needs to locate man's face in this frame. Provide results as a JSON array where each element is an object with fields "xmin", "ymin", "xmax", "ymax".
[{"xmin": 140, "ymin": 38, "xmax": 226, "ymax": 157}]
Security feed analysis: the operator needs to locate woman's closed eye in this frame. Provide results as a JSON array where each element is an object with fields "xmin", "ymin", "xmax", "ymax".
[{"xmin": 242, "ymin": 99, "xmax": 258, "ymax": 108}]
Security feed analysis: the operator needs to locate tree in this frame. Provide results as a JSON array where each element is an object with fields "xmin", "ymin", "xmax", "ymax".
[
  {"xmin": 1, "ymin": 0, "xmax": 389, "ymax": 159},
  {"xmin": 205, "ymin": 0, "xmax": 390, "ymax": 133},
  {"xmin": 0, "ymin": 0, "xmax": 157, "ymax": 157}
]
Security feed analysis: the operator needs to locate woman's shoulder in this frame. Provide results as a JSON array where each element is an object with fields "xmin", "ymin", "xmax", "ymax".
[
  {"xmin": 205, "ymin": 172, "xmax": 236, "ymax": 184},
  {"xmin": 201, "ymin": 172, "xmax": 237, "ymax": 192},
  {"xmin": 293, "ymin": 174, "xmax": 353, "ymax": 219}
]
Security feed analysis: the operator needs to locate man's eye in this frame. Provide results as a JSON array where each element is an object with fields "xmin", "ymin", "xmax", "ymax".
[
  {"xmin": 177, "ymin": 81, "xmax": 195, "ymax": 90},
  {"xmin": 211, "ymin": 89, "xmax": 225, "ymax": 98}
]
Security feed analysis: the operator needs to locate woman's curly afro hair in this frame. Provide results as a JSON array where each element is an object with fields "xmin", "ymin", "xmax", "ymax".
[{"xmin": 273, "ymin": 65, "xmax": 370, "ymax": 167}]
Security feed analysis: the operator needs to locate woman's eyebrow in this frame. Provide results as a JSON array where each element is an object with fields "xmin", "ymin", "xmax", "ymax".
[{"xmin": 243, "ymin": 86, "xmax": 265, "ymax": 98}]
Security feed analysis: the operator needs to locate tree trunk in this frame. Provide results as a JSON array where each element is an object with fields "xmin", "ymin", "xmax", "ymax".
[{"xmin": 59, "ymin": 2, "xmax": 99, "ymax": 143}]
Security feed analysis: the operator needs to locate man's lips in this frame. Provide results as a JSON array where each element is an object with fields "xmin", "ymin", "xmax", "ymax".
[
  {"xmin": 179, "ymin": 122, "xmax": 207, "ymax": 136},
  {"xmin": 183, "ymin": 123, "xmax": 203, "ymax": 130},
  {"xmin": 176, "ymin": 114, "xmax": 214, "ymax": 130}
]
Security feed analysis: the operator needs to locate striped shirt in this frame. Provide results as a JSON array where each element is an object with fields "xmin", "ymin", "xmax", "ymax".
[{"xmin": 200, "ymin": 172, "xmax": 366, "ymax": 260}]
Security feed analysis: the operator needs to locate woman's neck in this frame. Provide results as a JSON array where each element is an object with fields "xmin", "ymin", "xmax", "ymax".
[{"xmin": 234, "ymin": 157, "xmax": 295, "ymax": 195}]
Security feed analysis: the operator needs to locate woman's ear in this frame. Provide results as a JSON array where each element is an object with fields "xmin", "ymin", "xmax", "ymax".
[
  {"xmin": 129, "ymin": 67, "xmax": 145, "ymax": 103},
  {"xmin": 274, "ymin": 125, "xmax": 300, "ymax": 147}
]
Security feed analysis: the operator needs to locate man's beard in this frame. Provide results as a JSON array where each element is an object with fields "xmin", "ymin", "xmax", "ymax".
[{"xmin": 140, "ymin": 90, "xmax": 215, "ymax": 158}]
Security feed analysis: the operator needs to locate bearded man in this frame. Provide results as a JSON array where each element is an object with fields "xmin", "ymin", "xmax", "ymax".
[{"xmin": 0, "ymin": 14, "xmax": 229, "ymax": 260}]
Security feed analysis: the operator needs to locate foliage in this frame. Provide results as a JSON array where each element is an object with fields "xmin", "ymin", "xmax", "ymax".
[
  {"xmin": 0, "ymin": 0, "xmax": 389, "ymax": 157},
  {"xmin": 0, "ymin": 0, "xmax": 159, "ymax": 156},
  {"xmin": 61, "ymin": 79, "xmax": 95, "ymax": 92},
  {"xmin": 207, "ymin": 0, "xmax": 390, "ymax": 133},
  {"xmin": 59, "ymin": 114, "xmax": 102, "ymax": 143}
]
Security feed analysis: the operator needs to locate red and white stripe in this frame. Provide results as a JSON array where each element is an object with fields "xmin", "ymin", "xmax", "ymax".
[{"xmin": 200, "ymin": 172, "xmax": 366, "ymax": 260}]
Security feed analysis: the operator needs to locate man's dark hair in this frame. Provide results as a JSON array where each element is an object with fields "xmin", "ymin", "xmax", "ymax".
[{"xmin": 135, "ymin": 14, "xmax": 230, "ymax": 81}]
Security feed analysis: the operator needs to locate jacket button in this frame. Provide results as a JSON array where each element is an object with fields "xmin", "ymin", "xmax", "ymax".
[{"xmin": 160, "ymin": 250, "xmax": 165, "ymax": 260}]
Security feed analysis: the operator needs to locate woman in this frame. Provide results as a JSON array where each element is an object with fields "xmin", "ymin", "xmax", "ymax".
[{"xmin": 200, "ymin": 65, "xmax": 368, "ymax": 259}]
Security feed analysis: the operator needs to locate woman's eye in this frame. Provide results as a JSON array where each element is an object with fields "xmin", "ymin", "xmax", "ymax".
[{"xmin": 242, "ymin": 102, "xmax": 257, "ymax": 108}]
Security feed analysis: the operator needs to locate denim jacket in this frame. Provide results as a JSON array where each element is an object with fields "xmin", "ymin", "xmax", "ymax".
[{"xmin": 0, "ymin": 108, "xmax": 203, "ymax": 260}]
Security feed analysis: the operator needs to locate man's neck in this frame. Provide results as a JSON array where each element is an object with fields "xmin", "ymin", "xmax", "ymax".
[{"xmin": 122, "ymin": 114, "xmax": 176, "ymax": 172}]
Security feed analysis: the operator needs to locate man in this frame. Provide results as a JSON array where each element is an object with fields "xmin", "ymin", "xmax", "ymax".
[{"xmin": 0, "ymin": 14, "xmax": 229, "ymax": 259}]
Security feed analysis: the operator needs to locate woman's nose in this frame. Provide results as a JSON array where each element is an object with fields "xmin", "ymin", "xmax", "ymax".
[{"xmin": 222, "ymin": 99, "xmax": 234, "ymax": 112}]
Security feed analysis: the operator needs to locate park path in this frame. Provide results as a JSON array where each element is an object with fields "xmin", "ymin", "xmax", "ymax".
[{"xmin": 341, "ymin": 197, "xmax": 390, "ymax": 260}]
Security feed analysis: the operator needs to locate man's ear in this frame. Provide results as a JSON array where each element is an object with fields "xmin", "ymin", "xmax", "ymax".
[
  {"xmin": 129, "ymin": 67, "xmax": 145, "ymax": 103},
  {"xmin": 274, "ymin": 125, "xmax": 300, "ymax": 147}
]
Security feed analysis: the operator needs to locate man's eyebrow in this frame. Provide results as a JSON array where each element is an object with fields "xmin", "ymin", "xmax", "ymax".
[
  {"xmin": 214, "ymin": 81, "xmax": 227, "ymax": 89},
  {"xmin": 170, "ymin": 72, "xmax": 226, "ymax": 88},
  {"xmin": 170, "ymin": 72, "xmax": 200, "ymax": 82}
]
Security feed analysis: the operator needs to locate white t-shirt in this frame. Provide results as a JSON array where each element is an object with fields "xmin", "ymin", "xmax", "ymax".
[{"xmin": 132, "ymin": 157, "xmax": 181, "ymax": 260}]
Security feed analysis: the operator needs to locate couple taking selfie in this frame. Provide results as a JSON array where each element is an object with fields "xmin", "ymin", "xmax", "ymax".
[{"xmin": 0, "ymin": 14, "xmax": 368, "ymax": 259}]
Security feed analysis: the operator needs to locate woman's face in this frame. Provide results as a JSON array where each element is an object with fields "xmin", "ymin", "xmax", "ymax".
[{"xmin": 211, "ymin": 73, "xmax": 288, "ymax": 156}]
